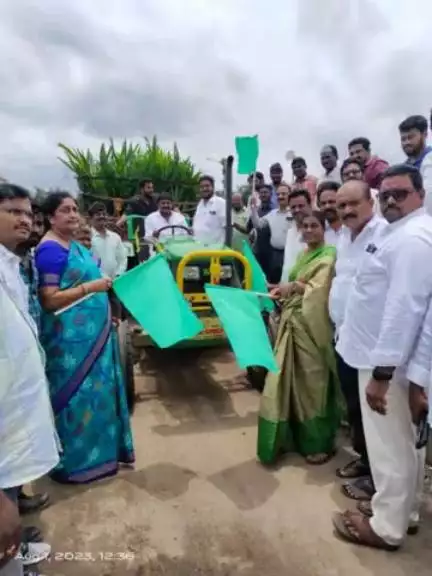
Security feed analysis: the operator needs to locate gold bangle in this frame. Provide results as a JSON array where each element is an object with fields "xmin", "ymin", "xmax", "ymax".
[{"xmin": 81, "ymin": 284, "xmax": 88, "ymax": 296}]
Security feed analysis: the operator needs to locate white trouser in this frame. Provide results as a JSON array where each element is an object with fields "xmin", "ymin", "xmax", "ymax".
[{"xmin": 358, "ymin": 369, "xmax": 425, "ymax": 546}]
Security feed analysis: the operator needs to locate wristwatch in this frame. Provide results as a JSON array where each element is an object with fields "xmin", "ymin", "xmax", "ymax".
[{"xmin": 372, "ymin": 366, "xmax": 395, "ymax": 381}]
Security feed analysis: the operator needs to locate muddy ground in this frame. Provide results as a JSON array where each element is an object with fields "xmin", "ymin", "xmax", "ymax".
[{"xmin": 28, "ymin": 347, "xmax": 432, "ymax": 576}]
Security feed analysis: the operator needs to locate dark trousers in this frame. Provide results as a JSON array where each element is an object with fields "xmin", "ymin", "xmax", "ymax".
[
  {"xmin": 268, "ymin": 248, "xmax": 284, "ymax": 284},
  {"xmin": 336, "ymin": 350, "xmax": 370, "ymax": 469}
]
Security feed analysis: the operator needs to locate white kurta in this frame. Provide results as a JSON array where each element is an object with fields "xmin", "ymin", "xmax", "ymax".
[
  {"xmin": 91, "ymin": 229, "xmax": 128, "ymax": 279},
  {"xmin": 406, "ymin": 297, "xmax": 432, "ymax": 425},
  {"xmin": 145, "ymin": 210, "xmax": 189, "ymax": 239},
  {"xmin": 336, "ymin": 207, "xmax": 432, "ymax": 546},
  {"xmin": 0, "ymin": 281, "xmax": 59, "ymax": 489},
  {"xmin": 329, "ymin": 215, "xmax": 386, "ymax": 337},
  {"xmin": 193, "ymin": 195, "xmax": 226, "ymax": 244},
  {"xmin": 280, "ymin": 225, "xmax": 305, "ymax": 281}
]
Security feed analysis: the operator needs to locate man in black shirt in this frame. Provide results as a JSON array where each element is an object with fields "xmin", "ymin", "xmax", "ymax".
[
  {"xmin": 118, "ymin": 178, "xmax": 158, "ymax": 264},
  {"xmin": 125, "ymin": 178, "xmax": 158, "ymax": 222}
]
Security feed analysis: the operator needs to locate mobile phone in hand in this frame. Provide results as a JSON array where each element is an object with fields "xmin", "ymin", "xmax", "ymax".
[{"xmin": 416, "ymin": 410, "xmax": 429, "ymax": 450}]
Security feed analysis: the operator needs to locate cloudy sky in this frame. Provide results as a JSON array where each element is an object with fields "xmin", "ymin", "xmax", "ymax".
[{"xmin": 1, "ymin": 0, "xmax": 431, "ymax": 190}]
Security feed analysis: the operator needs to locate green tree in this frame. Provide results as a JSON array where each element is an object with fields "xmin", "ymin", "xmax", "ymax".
[{"xmin": 58, "ymin": 136, "xmax": 201, "ymax": 202}]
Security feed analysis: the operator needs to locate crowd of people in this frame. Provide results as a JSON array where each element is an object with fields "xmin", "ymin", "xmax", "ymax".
[{"xmin": 1, "ymin": 112, "xmax": 432, "ymax": 574}]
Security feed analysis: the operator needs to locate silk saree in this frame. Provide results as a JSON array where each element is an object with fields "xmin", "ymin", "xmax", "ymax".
[{"xmin": 257, "ymin": 245, "xmax": 341, "ymax": 463}]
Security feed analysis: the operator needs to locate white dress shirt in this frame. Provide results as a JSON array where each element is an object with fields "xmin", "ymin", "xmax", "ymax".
[
  {"xmin": 329, "ymin": 215, "xmax": 387, "ymax": 338},
  {"xmin": 324, "ymin": 223, "xmax": 343, "ymax": 246},
  {"xmin": 419, "ymin": 151, "xmax": 432, "ymax": 216},
  {"xmin": 406, "ymin": 297, "xmax": 432, "ymax": 423},
  {"xmin": 0, "ymin": 275, "xmax": 59, "ymax": 489},
  {"xmin": 193, "ymin": 195, "xmax": 226, "ymax": 244},
  {"xmin": 337, "ymin": 208, "xmax": 432, "ymax": 370},
  {"xmin": 319, "ymin": 166, "xmax": 341, "ymax": 184},
  {"xmin": 91, "ymin": 228, "xmax": 128, "ymax": 279},
  {"xmin": 0, "ymin": 244, "xmax": 29, "ymax": 320},
  {"xmin": 251, "ymin": 207, "xmax": 293, "ymax": 249},
  {"xmin": 280, "ymin": 225, "xmax": 305, "ymax": 281},
  {"xmin": 145, "ymin": 210, "xmax": 189, "ymax": 239}
]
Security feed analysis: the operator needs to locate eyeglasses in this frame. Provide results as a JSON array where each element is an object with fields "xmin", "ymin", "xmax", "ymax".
[{"xmin": 378, "ymin": 188, "xmax": 412, "ymax": 203}]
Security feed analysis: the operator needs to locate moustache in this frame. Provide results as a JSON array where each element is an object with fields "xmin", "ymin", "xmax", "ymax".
[{"xmin": 342, "ymin": 214, "xmax": 356, "ymax": 221}]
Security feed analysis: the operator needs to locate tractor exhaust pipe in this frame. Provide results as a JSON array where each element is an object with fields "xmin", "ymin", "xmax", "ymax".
[{"xmin": 224, "ymin": 155, "xmax": 234, "ymax": 247}]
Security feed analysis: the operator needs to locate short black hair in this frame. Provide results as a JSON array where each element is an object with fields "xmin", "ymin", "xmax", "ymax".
[
  {"xmin": 248, "ymin": 171, "xmax": 264, "ymax": 181},
  {"xmin": 340, "ymin": 158, "xmax": 363, "ymax": 178},
  {"xmin": 304, "ymin": 209, "xmax": 327, "ymax": 230},
  {"xmin": 288, "ymin": 189, "xmax": 311, "ymax": 205},
  {"xmin": 316, "ymin": 180, "xmax": 340, "ymax": 202},
  {"xmin": 291, "ymin": 157, "xmax": 306, "ymax": 168},
  {"xmin": 158, "ymin": 193, "xmax": 173, "ymax": 203},
  {"xmin": 270, "ymin": 162, "xmax": 283, "ymax": 172},
  {"xmin": 381, "ymin": 163, "xmax": 424, "ymax": 194},
  {"xmin": 139, "ymin": 178, "xmax": 153, "ymax": 189},
  {"xmin": 41, "ymin": 191, "xmax": 75, "ymax": 217},
  {"xmin": 258, "ymin": 184, "xmax": 272, "ymax": 193},
  {"xmin": 321, "ymin": 145, "xmax": 338, "ymax": 159},
  {"xmin": 88, "ymin": 201, "xmax": 107, "ymax": 217},
  {"xmin": 0, "ymin": 183, "xmax": 31, "ymax": 204},
  {"xmin": 398, "ymin": 115, "xmax": 428, "ymax": 134},
  {"xmin": 348, "ymin": 137, "xmax": 371, "ymax": 152},
  {"xmin": 31, "ymin": 201, "xmax": 43, "ymax": 215},
  {"xmin": 199, "ymin": 175, "xmax": 215, "ymax": 186}
]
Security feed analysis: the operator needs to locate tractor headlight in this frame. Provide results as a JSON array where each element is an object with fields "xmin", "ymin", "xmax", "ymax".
[
  {"xmin": 220, "ymin": 265, "xmax": 233, "ymax": 279},
  {"xmin": 183, "ymin": 266, "xmax": 200, "ymax": 280}
]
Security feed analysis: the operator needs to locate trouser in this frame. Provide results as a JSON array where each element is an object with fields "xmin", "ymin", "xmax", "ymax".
[
  {"xmin": 0, "ymin": 489, "xmax": 23, "ymax": 576},
  {"xmin": 336, "ymin": 352, "xmax": 369, "ymax": 468},
  {"xmin": 268, "ymin": 248, "xmax": 284, "ymax": 284},
  {"xmin": 358, "ymin": 369, "xmax": 425, "ymax": 546}
]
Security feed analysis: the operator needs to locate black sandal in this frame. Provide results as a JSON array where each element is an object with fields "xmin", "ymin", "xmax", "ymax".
[{"xmin": 341, "ymin": 476, "xmax": 375, "ymax": 501}]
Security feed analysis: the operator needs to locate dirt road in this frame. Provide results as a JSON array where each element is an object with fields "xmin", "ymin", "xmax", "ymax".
[{"xmin": 34, "ymin": 347, "xmax": 432, "ymax": 575}]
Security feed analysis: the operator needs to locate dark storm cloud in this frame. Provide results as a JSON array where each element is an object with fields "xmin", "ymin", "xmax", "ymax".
[{"xmin": 0, "ymin": 1, "xmax": 248, "ymax": 140}]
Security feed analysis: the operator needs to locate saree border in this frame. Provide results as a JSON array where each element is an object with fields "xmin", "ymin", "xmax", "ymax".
[
  {"xmin": 51, "ymin": 307, "xmax": 112, "ymax": 414},
  {"xmin": 50, "ymin": 450, "xmax": 135, "ymax": 484}
]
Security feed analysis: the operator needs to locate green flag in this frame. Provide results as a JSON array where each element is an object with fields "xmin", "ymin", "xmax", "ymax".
[
  {"xmin": 205, "ymin": 284, "xmax": 278, "ymax": 373},
  {"xmin": 235, "ymin": 135, "xmax": 259, "ymax": 175},
  {"xmin": 113, "ymin": 254, "xmax": 204, "ymax": 348},
  {"xmin": 242, "ymin": 240, "xmax": 274, "ymax": 313}
]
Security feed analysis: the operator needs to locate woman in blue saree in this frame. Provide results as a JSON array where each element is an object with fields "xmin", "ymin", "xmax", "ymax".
[{"xmin": 35, "ymin": 192, "xmax": 135, "ymax": 484}]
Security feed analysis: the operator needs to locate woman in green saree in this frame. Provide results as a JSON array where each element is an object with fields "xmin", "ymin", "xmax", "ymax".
[{"xmin": 257, "ymin": 210, "xmax": 340, "ymax": 465}]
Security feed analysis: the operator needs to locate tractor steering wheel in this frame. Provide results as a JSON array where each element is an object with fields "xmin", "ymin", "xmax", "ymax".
[{"xmin": 153, "ymin": 225, "xmax": 192, "ymax": 238}]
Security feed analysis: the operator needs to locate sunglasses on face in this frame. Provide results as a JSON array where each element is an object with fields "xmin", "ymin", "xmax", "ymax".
[{"xmin": 378, "ymin": 188, "xmax": 412, "ymax": 203}]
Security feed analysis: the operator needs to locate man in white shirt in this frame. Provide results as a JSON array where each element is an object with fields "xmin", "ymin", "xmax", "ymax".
[
  {"xmin": 145, "ymin": 194, "xmax": 189, "ymax": 240},
  {"xmin": 333, "ymin": 164, "xmax": 432, "ymax": 551},
  {"xmin": 399, "ymin": 115, "xmax": 432, "ymax": 214},
  {"xmin": 319, "ymin": 145, "xmax": 341, "ymax": 184},
  {"xmin": 329, "ymin": 180, "xmax": 387, "ymax": 493},
  {"xmin": 316, "ymin": 181, "xmax": 343, "ymax": 245},
  {"xmin": 280, "ymin": 189, "xmax": 311, "ymax": 281},
  {"xmin": 193, "ymin": 176, "xmax": 226, "ymax": 244},
  {"xmin": 406, "ymin": 300, "xmax": 432, "ymax": 428},
  {"xmin": 89, "ymin": 203, "xmax": 128, "ymax": 279},
  {"xmin": 0, "ymin": 184, "xmax": 60, "ymax": 576},
  {"xmin": 250, "ymin": 184, "xmax": 293, "ymax": 283}
]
